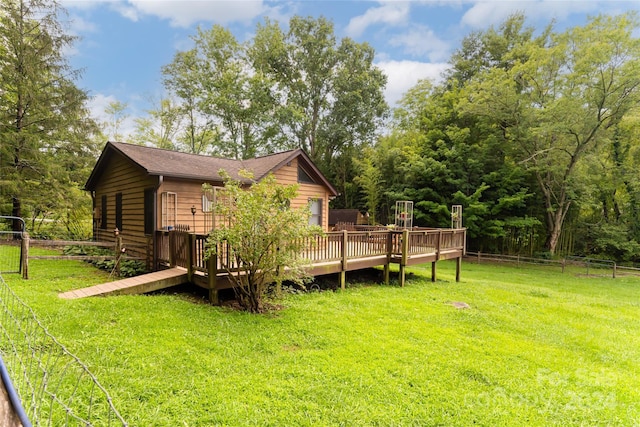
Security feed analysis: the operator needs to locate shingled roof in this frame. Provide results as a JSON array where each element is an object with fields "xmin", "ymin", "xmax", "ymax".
[{"xmin": 85, "ymin": 141, "xmax": 338, "ymax": 196}]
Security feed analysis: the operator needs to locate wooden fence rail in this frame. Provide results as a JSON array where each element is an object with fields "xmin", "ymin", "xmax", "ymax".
[{"xmin": 22, "ymin": 236, "xmax": 146, "ymax": 279}]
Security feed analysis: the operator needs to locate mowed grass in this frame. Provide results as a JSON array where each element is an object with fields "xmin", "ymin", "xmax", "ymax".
[{"xmin": 4, "ymin": 254, "xmax": 640, "ymax": 426}]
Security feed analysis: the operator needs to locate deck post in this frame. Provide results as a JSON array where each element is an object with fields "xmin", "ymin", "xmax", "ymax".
[
  {"xmin": 384, "ymin": 232, "xmax": 392, "ymax": 285},
  {"xmin": 456, "ymin": 256, "xmax": 462, "ymax": 282},
  {"xmin": 431, "ymin": 261, "xmax": 437, "ymax": 282},
  {"xmin": 207, "ymin": 251, "xmax": 219, "ymax": 305},
  {"xmin": 340, "ymin": 230, "xmax": 348, "ymax": 290},
  {"xmin": 186, "ymin": 233, "xmax": 194, "ymax": 283},
  {"xmin": 21, "ymin": 232, "xmax": 29, "ymax": 279},
  {"xmin": 169, "ymin": 231, "xmax": 176, "ymax": 267},
  {"xmin": 400, "ymin": 229, "xmax": 409, "ymax": 287}
]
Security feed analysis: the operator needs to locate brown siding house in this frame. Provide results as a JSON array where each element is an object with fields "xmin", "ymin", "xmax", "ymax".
[{"xmin": 85, "ymin": 141, "xmax": 338, "ymax": 266}]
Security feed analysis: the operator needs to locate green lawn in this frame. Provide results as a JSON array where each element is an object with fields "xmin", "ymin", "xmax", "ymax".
[{"xmin": 3, "ymin": 256, "xmax": 640, "ymax": 426}]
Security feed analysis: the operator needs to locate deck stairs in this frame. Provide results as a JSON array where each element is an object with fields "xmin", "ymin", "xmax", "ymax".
[{"xmin": 59, "ymin": 267, "xmax": 188, "ymax": 300}]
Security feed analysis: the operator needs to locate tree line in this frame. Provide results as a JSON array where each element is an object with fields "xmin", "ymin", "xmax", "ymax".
[{"xmin": 2, "ymin": 0, "xmax": 640, "ymax": 262}]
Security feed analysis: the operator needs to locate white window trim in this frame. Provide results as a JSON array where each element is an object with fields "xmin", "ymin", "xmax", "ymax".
[
  {"xmin": 309, "ymin": 198, "xmax": 322, "ymax": 227},
  {"xmin": 161, "ymin": 191, "xmax": 177, "ymax": 229}
]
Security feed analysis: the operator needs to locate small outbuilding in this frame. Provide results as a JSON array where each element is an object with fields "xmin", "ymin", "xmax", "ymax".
[
  {"xmin": 329, "ymin": 209, "xmax": 369, "ymax": 230},
  {"xmin": 84, "ymin": 141, "xmax": 338, "ymax": 267}
]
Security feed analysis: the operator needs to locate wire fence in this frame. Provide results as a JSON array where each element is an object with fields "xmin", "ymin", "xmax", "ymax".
[
  {"xmin": 466, "ymin": 251, "xmax": 640, "ymax": 278},
  {"xmin": 0, "ymin": 272, "xmax": 127, "ymax": 426},
  {"xmin": 0, "ymin": 216, "xmax": 25, "ymax": 275}
]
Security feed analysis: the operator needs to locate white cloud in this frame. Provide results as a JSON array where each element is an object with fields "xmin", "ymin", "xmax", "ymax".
[
  {"xmin": 110, "ymin": 2, "xmax": 140, "ymax": 22},
  {"xmin": 461, "ymin": 0, "xmax": 600, "ymax": 28},
  {"xmin": 389, "ymin": 25, "xmax": 450, "ymax": 61},
  {"xmin": 377, "ymin": 60, "xmax": 449, "ymax": 106},
  {"xmin": 64, "ymin": 0, "xmax": 272, "ymax": 27},
  {"xmin": 345, "ymin": 1, "xmax": 410, "ymax": 37},
  {"xmin": 126, "ymin": 0, "xmax": 266, "ymax": 27},
  {"xmin": 68, "ymin": 15, "xmax": 98, "ymax": 34}
]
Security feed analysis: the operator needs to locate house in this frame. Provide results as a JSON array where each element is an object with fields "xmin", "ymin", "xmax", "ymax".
[{"xmin": 84, "ymin": 141, "xmax": 338, "ymax": 266}]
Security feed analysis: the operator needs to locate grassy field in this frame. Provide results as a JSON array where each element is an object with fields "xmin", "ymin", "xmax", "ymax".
[{"xmin": 3, "ymin": 255, "xmax": 640, "ymax": 426}]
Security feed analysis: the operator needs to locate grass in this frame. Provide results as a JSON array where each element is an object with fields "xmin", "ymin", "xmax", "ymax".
[{"xmin": 3, "ymin": 254, "xmax": 640, "ymax": 426}]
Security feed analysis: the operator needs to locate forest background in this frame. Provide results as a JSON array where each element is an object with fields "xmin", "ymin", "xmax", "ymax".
[{"xmin": 2, "ymin": 0, "xmax": 640, "ymax": 262}]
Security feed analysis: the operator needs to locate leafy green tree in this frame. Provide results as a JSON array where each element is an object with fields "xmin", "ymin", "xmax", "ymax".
[
  {"xmin": 103, "ymin": 100, "xmax": 129, "ymax": 141},
  {"xmin": 379, "ymin": 74, "xmax": 534, "ymax": 250},
  {"xmin": 205, "ymin": 172, "xmax": 321, "ymax": 313},
  {"xmin": 353, "ymin": 147, "xmax": 383, "ymax": 224},
  {"xmin": 0, "ymin": 0, "xmax": 99, "ymax": 231},
  {"xmin": 132, "ymin": 97, "xmax": 181, "ymax": 150},
  {"xmin": 460, "ymin": 12, "xmax": 640, "ymax": 254},
  {"xmin": 163, "ymin": 25, "xmax": 276, "ymax": 159},
  {"xmin": 251, "ymin": 16, "xmax": 388, "ymax": 205},
  {"xmin": 161, "ymin": 50, "xmax": 217, "ymax": 155}
]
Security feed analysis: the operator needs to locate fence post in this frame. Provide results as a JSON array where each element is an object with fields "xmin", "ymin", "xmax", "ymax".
[
  {"xmin": 562, "ymin": 258, "xmax": 566, "ymax": 273},
  {"xmin": 21, "ymin": 232, "xmax": 29, "ymax": 279},
  {"xmin": 586, "ymin": 259, "xmax": 589, "ymax": 276},
  {"xmin": 613, "ymin": 262, "xmax": 616, "ymax": 279}
]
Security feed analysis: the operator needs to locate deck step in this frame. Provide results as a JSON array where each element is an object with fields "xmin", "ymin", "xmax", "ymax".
[{"xmin": 59, "ymin": 267, "xmax": 189, "ymax": 300}]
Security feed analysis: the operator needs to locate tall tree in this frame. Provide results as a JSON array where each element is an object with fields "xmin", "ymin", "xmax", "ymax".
[
  {"xmin": 103, "ymin": 100, "xmax": 128, "ymax": 141},
  {"xmin": 162, "ymin": 26, "xmax": 275, "ymax": 159},
  {"xmin": 0, "ymin": 0, "xmax": 98, "ymax": 231},
  {"xmin": 161, "ymin": 50, "xmax": 216, "ymax": 155},
  {"xmin": 460, "ymin": 13, "xmax": 640, "ymax": 254},
  {"xmin": 132, "ymin": 97, "xmax": 181, "ymax": 150},
  {"xmin": 251, "ymin": 16, "xmax": 388, "ymax": 203}
]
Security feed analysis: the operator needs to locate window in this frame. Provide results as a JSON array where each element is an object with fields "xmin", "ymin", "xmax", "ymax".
[
  {"xmin": 100, "ymin": 195, "xmax": 107, "ymax": 229},
  {"xmin": 202, "ymin": 193, "xmax": 214, "ymax": 213},
  {"xmin": 144, "ymin": 188, "xmax": 154, "ymax": 235},
  {"xmin": 309, "ymin": 198, "xmax": 322, "ymax": 226},
  {"xmin": 298, "ymin": 166, "xmax": 315, "ymax": 184},
  {"xmin": 161, "ymin": 192, "xmax": 177, "ymax": 229},
  {"xmin": 203, "ymin": 187, "xmax": 230, "ymax": 230},
  {"xmin": 115, "ymin": 193, "xmax": 123, "ymax": 231}
]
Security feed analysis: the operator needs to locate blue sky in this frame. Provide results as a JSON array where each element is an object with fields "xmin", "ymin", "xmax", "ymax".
[{"xmin": 61, "ymin": 0, "xmax": 639, "ymax": 135}]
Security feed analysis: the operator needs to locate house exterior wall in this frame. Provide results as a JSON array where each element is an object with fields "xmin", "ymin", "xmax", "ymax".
[
  {"xmin": 93, "ymin": 154, "xmax": 158, "ymax": 262},
  {"xmin": 157, "ymin": 178, "xmax": 220, "ymax": 234},
  {"xmin": 156, "ymin": 159, "xmax": 331, "ymax": 234},
  {"xmin": 271, "ymin": 157, "xmax": 330, "ymax": 231}
]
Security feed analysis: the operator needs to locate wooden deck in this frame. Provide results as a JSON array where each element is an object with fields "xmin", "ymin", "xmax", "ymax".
[
  {"xmin": 157, "ymin": 227, "xmax": 466, "ymax": 303},
  {"xmin": 60, "ymin": 228, "xmax": 465, "ymax": 302},
  {"xmin": 59, "ymin": 267, "xmax": 188, "ymax": 299}
]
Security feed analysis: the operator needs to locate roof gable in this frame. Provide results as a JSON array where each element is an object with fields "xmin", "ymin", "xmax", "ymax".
[{"xmin": 85, "ymin": 142, "xmax": 338, "ymax": 196}]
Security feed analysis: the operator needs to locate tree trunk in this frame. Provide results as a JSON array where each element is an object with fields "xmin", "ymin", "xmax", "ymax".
[{"xmin": 544, "ymin": 200, "xmax": 570, "ymax": 255}]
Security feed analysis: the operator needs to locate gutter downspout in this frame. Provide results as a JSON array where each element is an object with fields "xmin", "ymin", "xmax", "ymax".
[
  {"xmin": 153, "ymin": 176, "xmax": 163, "ymax": 270},
  {"xmin": 90, "ymin": 191, "xmax": 96, "ymax": 241}
]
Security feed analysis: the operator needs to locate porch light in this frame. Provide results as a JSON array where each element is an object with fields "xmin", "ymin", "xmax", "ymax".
[{"xmin": 191, "ymin": 205, "xmax": 196, "ymax": 231}]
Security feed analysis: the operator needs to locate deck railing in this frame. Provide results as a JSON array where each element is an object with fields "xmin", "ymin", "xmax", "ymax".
[{"xmin": 156, "ymin": 228, "xmax": 466, "ymax": 278}]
